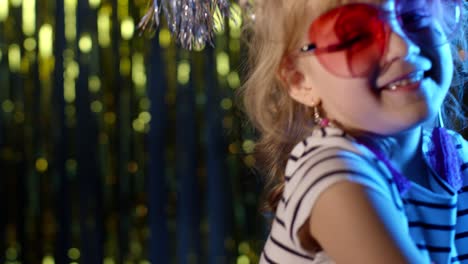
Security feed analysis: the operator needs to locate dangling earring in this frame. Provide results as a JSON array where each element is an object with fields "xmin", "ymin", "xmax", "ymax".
[
  {"xmin": 437, "ymin": 110, "xmax": 444, "ymax": 128},
  {"xmin": 313, "ymin": 103, "xmax": 331, "ymax": 128}
]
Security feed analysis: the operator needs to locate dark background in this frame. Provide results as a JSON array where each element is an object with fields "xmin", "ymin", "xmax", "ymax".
[
  {"xmin": 0, "ymin": 0, "xmax": 266, "ymax": 263},
  {"xmin": 1, "ymin": 0, "xmax": 467, "ymax": 263}
]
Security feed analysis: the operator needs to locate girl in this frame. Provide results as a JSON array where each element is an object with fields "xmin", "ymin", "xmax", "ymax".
[{"xmin": 241, "ymin": 0, "xmax": 468, "ymax": 263}]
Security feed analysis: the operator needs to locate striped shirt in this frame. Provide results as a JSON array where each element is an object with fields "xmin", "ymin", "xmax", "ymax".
[{"xmin": 260, "ymin": 127, "xmax": 468, "ymax": 264}]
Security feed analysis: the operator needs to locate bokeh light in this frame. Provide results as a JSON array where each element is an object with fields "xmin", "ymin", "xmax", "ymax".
[{"xmin": 0, "ymin": 1, "xmax": 264, "ymax": 263}]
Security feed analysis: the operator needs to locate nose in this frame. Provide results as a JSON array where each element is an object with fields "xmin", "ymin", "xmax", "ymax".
[{"xmin": 382, "ymin": 30, "xmax": 421, "ymax": 64}]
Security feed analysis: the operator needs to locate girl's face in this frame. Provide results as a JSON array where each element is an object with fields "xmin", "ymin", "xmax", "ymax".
[{"xmin": 288, "ymin": 0, "xmax": 458, "ymax": 135}]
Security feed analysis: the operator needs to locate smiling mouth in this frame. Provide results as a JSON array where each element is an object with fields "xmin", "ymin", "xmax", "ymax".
[{"xmin": 380, "ymin": 71, "xmax": 425, "ymax": 91}]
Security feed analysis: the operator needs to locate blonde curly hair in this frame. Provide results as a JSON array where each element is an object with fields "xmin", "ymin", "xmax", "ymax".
[{"xmin": 239, "ymin": 0, "xmax": 468, "ymax": 213}]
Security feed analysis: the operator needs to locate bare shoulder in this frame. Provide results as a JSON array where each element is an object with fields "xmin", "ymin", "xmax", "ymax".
[{"xmin": 307, "ymin": 180, "xmax": 427, "ymax": 264}]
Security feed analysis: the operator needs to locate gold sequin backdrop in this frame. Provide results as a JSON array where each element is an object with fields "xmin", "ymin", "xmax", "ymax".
[{"xmin": 0, "ymin": 0, "xmax": 266, "ymax": 263}]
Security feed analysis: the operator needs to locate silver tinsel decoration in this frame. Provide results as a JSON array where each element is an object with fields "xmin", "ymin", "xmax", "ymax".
[{"xmin": 139, "ymin": 0, "xmax": 235, "ymax": 50}]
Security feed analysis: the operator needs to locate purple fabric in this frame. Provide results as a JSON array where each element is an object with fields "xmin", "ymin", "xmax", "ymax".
[
  {"xmin": 358, "ymin": 127, "xmax": 462, "ymax": 194},
  {"xmin": 429, "ymin": 127, "xmax": 462, "ymax": 191}
]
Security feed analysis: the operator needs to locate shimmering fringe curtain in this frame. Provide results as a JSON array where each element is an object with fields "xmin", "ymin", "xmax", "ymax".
[{"xmin": 0, "ymin": 0, "xmax": 266, "ymax": 263}]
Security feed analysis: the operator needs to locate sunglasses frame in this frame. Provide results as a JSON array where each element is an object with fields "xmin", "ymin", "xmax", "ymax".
[{"xmin": 299, "ymin": 0, "xmax": 462, "ymax": 55}]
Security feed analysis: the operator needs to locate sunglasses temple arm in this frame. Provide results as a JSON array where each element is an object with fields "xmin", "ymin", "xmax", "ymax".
[{"xmin": 302, "ymin": 42, "xmax": 355, "ymax": 54}]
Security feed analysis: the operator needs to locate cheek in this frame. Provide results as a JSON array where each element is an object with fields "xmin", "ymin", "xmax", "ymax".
[
  {"xmin": 305, "ymin": 57, "xmax": 375, "ymax": 103},
  {"xmin": 305, "ymin": 56, "xmax": 357, "ymax": 85},
  {"xmin": 300, "ymin": 57, "xmax": 335, "ymax": 91},
  {"xmin": 319, "ymin": 79, "xmax": 378, "ymax": 118},
  {"xmin": 426, "ymin": 44, "xmax": 454, "ymax": 86},
  {"xmin": 442, "ymin": 49, "xmax": 454, "ymax": 83}
]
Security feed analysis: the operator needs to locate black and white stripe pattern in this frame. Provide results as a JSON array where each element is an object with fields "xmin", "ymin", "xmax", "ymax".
[{"xmin": 259, "ymin": 127, "xmax": 468, "ymax": 263}]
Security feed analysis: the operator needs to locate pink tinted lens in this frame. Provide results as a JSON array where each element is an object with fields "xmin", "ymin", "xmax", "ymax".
[{"xmin": 308, "ymin": 4, "xmax": 390, "ymax": 77}]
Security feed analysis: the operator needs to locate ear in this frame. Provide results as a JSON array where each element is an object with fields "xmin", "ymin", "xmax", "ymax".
[{"xmin": 278, "ymin": 56, "xmax": 318, "ymax": 107}]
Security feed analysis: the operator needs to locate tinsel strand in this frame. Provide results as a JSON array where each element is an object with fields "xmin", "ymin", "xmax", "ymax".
[{"xmin": 139, "ymin": 0, "xmax": 234, "ymax": 49}]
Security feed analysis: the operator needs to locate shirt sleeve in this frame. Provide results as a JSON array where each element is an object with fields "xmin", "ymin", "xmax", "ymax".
[
  {"xmin": 449, "ymin": 131, "xmax": 468, "ymax": 179},
  {"xmin": 280, "ymin": 144, "xmax": 404, "ymax": 250},
  {"xmin": 450, "ymin": 131, "xmax": 468, "ymax": 261}
]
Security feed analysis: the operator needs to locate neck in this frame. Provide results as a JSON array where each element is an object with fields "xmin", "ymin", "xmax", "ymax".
[
  {"xmin": 356, "ymin": 126, "xmax": 430, "ymax": 188},
  {"xmin": 389, "ymin": 126, "xmax": 425, "ymax": 179}
]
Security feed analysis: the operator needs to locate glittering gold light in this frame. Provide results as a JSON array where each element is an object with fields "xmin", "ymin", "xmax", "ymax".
[
  {"xmin": 10, "ymin": 0, "xmax": 21, "ymax": 7},
  {"xmin": 91, "ymin": 100, "xmax": 103, "ymax": 113},
  {"xmin": 138, "ymin": 112, "xmax": 151, "ymax": 123},
  {"xmin": 238, "ymin": 242, "xmax": 251, "ymax": 254},
  {"xmin": 6, "ymin": 247, "xmax": 18, "ymax": 260},
  {"xmin": 39, "ymin": 24, "xmax": 53, "ymax": 58},
  {"xmin": 66, "ymin": 60, "xmax": 80, "ymax": 79},
  {"xmin": 117, "ymin": 0, "xmax": 128, "ymax": 19},
  {"xmin": 132, "ymin": 53, "xmax": 146, "ymax": 92},
  {"xmin": 89, "ymin": 75, "xmax": 101, "ymax": 92},
  {"xmin": 242, "ymin": 140, "xmax": 255, "ymax": 154},
  {"xmin": 2, "ymin": 100, "xmax": 14, "ymax": 113},
  {"xmin": 121, "ymin": 17, "xmax": 134, "ymax": 40},
  {"xmin": 8, "ymin": 44, "xmax": 21, "ymax": 72},
  {"xmin": 243, "ymin": 155, "xmax": 256, "ymax": 167},
  {"xmin": 229, "ymin": 39, "xmax": 240, "ymax": 52},
  {"xmin": 22, "ymin": 0, "xmax": 36, "ymax": 36},
  {"xmin": 63, "ymin": 48, "xmax": 74, "ymax": 61},
  {"xmin": 24, "ymin": 38, "xmax": 37, "ymax": 51},
  {"xmin": 132, "ymin": 118, "xmax": 145, "ymax": 132},
  {"xmin": 104, "ymin": 112, "xmax": 116, "ymax": 125},
  {"xmin": 120, "ymin": 57, "xmax": 131, "ymax": 76},
  {"xmin": 89, "ymin": 0, "xmax": 100, "ymax": 9},
  {"xmin": 42, "ymin": 255, "xmax": 55, "ymax": 264},
  {"xmin": 227, "ymin": 72, "xmax": 240, "ymax": 89},
  {"xmin": 0, "ymin": 0, "xmax": 8, "ymax": 22},
  {"xmin": 237, "ymin": 255, "xmax": 250, "ymax": 264},
  {"xmin": 139, "ymin": 98, "xmax": 150, "ymax": 110},
  {"xmin": 159, "ymin": 28, "xmax": 171, "ymax": 48},
  {"xmin": 67, "ymin": 248, "xmax": 80, "ymax": 260},
  {"xmin": 220, "ymin": 98, "xmax": 232, "ymax": 110},
  {"xmin": 64, "ymin": 57, "xmax": 78, "ymax": 102},
  {"xmin": 79, "ymin": 34, "xmax": 93, "ymax": 53},
  {"xmin": 65, "ymin": 0, "xmax": 77, "ymax": 41},
  {"xmin": 216, "ymin": 52, "xmax": 230, "ymax": 76},
  {"xmin": 98, "ymin": 6, "xmax": 111, "ymax": 47},
  {"xmin": 0, "ymin": 0, "xmax": 249, "ymax": 259},
  {"xmin": 177, "ymin": 60, "xmax": 191, "ymax": 85},
  {"xmin": 103, "ymin": 257, "xmax": 115, "ymax": 264},
  {"xmin": 64, "ymin": 78, "xmax": 76, "ymax": 103},
  {"xmin": 36, "ymin": 158, "xmax": 48, "ymax": 172}
]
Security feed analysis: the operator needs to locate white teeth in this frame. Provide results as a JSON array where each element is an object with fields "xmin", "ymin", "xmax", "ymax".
[{"xmin": 384, "ymin": 71, "xmax": 424, "ymax": 91}]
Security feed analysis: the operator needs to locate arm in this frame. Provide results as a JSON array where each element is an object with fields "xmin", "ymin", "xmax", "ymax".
[{"xmin": 307, "ymin": 181, "xmax": 427, "ymax": 264}]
